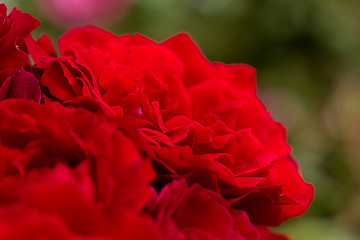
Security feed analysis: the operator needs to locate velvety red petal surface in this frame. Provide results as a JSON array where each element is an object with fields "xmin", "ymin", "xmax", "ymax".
[
  {"xmin": 0, "ymin": 4, "xmax": 40, "ymax": 72},
  {"xmin": 14, "ymin": 17, "xmax": 315, "ymax": 239}
]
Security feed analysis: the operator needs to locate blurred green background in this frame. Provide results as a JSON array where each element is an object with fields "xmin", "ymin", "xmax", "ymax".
[{"xmin": 4, "ymin": 0, "xmax": 360, "ymax": 239}]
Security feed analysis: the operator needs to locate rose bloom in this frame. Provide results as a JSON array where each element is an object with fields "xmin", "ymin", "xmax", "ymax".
[
  {"xmin": 0, "ymin": 68, "xmax": 41, "ymax": 102},
  {"xmin": 149, "ymin": 179, "xmax": 290, "ymax": 240},
  {"xmin": 0, "ymin": 4, "xmax": 41, "ymax": 102},
  {"xmin": 27, "ymin": 25, "xmax": 313, "ymax": 228},
  {"xmin": 0, "ymin": 98, "xmax": 161, "ymax": 239},
  {"xmin": 0, "ymin": 4, "xmax": 39, "ymax": 73}
]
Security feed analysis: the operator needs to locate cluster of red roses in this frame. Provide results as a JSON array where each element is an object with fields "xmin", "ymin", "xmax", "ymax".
[{"xmin": 0, "ymin": 4, "xmax": 314, "ymax": 240}]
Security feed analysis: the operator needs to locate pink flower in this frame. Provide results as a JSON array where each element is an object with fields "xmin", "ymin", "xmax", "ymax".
[{"xmin": 36, "ymin": 0, "xmax": 131, "ymax": 27}]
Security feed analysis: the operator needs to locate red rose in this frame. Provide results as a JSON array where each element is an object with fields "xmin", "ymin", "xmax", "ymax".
[
  {"xmin": 0, "ymin": 98, "xmax": 160, "ymax": 239},
  {"xmin": 26, "ymin": 26, "xmax": 313, "ymax": 227},
  {"xmin": 0, "ymin": 4, "xmax": 41, "ymax": 102},
  {"xmin": 142, "ymin": 121, "xmax": 313, "ymax": 226},
  {"xmin": 0, "ymin": 163, "xmax": 161, "ymax": 240},
  {"xmin": 0, "ymin": 4, "xmax": 40, "ymax": 74},
  {"xmin": 29, "ymin": 26, "xmax": 191, "ymax": 120},
  {"xmin": 150, "ymin": 179, "xmax": 290, "ymax": 240},
  {"xmin": 0, "ymin": 68, "xmax": 40, "ymax": 102},
  {"xmin": 150, "ymin": 179, "xmax": 259, "ymax": 240}
]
